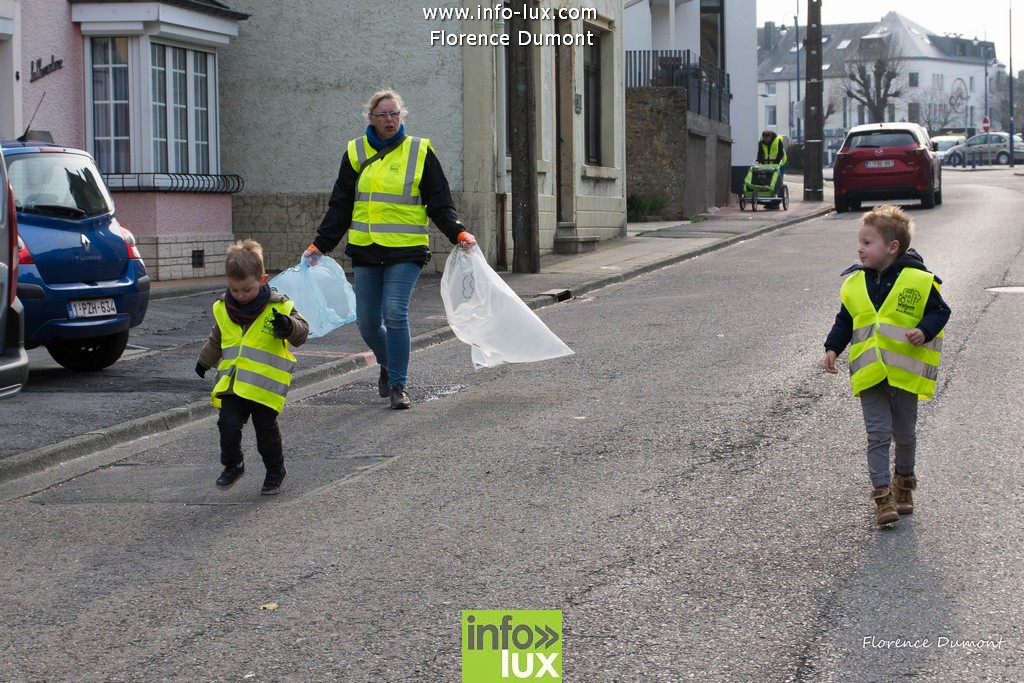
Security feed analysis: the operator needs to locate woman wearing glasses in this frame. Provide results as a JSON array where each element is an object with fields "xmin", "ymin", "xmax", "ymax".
[{"xmin": 303, "ymin": 88, "xmax": 476, "ymax": 409}]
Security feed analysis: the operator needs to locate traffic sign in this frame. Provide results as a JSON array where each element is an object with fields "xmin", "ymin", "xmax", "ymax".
[{"xmin": 983, "ymin": 116, "xmax": 991, "ymax": 132}]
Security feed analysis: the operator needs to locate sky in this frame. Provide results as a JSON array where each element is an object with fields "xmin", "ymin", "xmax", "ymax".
[{"xmin": 755, "ymin": 0, "xmax": 1024, "ymax": 71}]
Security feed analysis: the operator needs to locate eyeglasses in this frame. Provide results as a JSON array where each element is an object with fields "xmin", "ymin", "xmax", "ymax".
[{"xmin": 371, "ymin": 111, "xmax": 402, "ymax": 120}]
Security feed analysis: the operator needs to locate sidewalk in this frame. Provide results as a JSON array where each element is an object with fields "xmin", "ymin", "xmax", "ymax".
[{"xmin": 3, "ymin": 180, "xmax": 832, "ymax": 486}]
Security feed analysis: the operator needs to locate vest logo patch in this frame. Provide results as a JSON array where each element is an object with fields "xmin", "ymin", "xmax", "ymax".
[
  {"xmin": 896, "ymin": 287, "xmax": 922, "ymax": 314},
  {"xmin": 389, "ymin": 161, "xmax": 401, "ymax": 173}
]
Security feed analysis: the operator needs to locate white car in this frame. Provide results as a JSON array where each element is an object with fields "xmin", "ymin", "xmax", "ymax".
[{"xmin": 931, "ymin": 135, "xmax": 965, "ymax": 163}]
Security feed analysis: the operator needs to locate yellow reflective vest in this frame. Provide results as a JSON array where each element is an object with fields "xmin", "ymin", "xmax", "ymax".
[
  {"xmin": 347, "ymin": 135, "xmax": 431, "ymax": 248},
  {"xmin": 211, "ymin": 300, "xmax": 297, "ymax": 413},
  {"xmin": 759, "ymin": 136, "xmax": 787, "ymax": 165},
  {"xmin": 840, "ymin": 268, "xmax": 943, "ymax": 400}
]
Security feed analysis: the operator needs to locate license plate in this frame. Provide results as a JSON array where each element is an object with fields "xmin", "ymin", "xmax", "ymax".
[
  {"xmin": 67, "ymin": 298, "xmax": 116, "ymax": 319},
  {"xmin": 865, "ymin": 159, "xmax": 895, "ymax": 168}
]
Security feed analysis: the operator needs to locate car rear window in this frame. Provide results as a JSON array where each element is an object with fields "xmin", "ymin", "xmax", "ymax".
[{"xmin": 846, "ymin": 131, "xmax": 918, "ymax": 149}]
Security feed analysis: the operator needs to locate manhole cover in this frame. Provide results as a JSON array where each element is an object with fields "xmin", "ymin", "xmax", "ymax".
[{"xmin": 986, "ymin": 286, "xmax": 1024, "ymax": 293}]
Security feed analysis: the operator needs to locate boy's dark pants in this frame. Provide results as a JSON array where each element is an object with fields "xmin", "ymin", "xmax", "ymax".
[
  {"xmin": 217, "ymin": 394, "xmax": 284, "ymax": 472},
  {"xmin": 859, "ymin": 380, "xmax": 917, "ymax": 487}
]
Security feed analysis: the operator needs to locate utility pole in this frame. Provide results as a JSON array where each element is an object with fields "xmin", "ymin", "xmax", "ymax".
[
  {"xmin": 803, "ymin": 0, "xmax": 824, "ymax": 200},
  {"xmin": 508, "ymin": 13, "xmax": 540, "ymax": 273}
]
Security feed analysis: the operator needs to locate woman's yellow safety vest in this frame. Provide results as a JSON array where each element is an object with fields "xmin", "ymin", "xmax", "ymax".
[
  {"xmin": 347, "ymin": 136, "xmax": 431, "ymax": 248},
  {"xmin": 759, "ymin": 136, "xmax": 787, "ymax": 165},
  {"xmin": 840, "ymin": 268, "xmax": 943, "ymax": 400},
  {"xmin": 211, "ymin": 300, "xmax": 297, "ymax": 413}
]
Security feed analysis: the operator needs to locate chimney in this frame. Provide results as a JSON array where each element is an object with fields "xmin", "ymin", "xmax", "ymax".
[{"xmin": 764, "ymin": 21, "xmax": 776, "ymax": 51}]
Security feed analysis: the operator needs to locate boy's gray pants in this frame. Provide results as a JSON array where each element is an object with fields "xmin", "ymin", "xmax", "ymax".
[{"xmin": 859, "ymin": 380, "xmax": 918, "ymax": 487}]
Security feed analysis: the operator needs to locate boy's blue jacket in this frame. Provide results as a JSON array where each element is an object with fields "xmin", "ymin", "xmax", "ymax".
[{"xmin": 824, "ymin": 248, "xmax": 951, "ymax": 354}]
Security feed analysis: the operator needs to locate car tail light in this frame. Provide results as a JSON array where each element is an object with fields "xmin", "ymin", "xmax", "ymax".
[
  {"xmin": 112, "ymin": 224, "xmax": 144, "ymax": 262},
  {"xmin": 6, "ymin": 180, "xmax": 16, "ymax": 306},
  {"xmin": 17, "ymin": 234, "xmax": 33, "ymax": 266}
]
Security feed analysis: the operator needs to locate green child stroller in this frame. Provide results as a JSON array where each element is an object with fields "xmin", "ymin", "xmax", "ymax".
[{"xmin": 738, "ymin": 163, "xmax": 789, "ymax": 211}]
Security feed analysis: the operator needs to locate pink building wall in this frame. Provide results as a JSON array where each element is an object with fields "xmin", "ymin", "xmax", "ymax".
[
  {"xmin": 17, "ymin": 0, "xmax": 238, "ymax": 281},
  {"xmin": 21, "ymin": 0, "xmax": 84, "ymax": 145}
]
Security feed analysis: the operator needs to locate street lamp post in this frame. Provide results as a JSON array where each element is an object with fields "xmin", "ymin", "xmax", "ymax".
[
  {"xmin": 1010, "ymin": 1, "xmax": 1015, "ymax": 168},
  {"xmin": 780, "ymin": 13, "xmax": 801, "ymax": 143}
]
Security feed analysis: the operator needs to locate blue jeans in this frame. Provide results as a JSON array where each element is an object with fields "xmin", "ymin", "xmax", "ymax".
[{"xmin": 353, "ymin": 262, "xmax": 422, "ymax": 388}]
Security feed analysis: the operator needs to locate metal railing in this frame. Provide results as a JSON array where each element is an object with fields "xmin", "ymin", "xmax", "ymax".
[
  {"xmin": 625, "ymin": 49, "xmax": 731, "ymax": 124},
  {"xmin": 102, "ymin": 173, "xmax": 244, "ymax": 194}
]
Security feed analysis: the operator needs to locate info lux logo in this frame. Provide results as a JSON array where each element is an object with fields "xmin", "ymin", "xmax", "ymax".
[{"xmin": 462, "ymin": 610, "xmax": 562, "ymax": 681}]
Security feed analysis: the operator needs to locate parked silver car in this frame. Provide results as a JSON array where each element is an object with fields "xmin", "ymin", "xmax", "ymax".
[
  {"xmin": 945, "ymin": 132, "xmax": 1024, "ymax": 165},
  {"xmin": 1, "ymin": 147, "xmax": 30, "ymax": 397}
]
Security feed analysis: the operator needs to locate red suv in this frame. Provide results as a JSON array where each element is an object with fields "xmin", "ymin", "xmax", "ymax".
[{"xmin": 833, "ymin": 123, "xmax": 942, "ymax": 213}]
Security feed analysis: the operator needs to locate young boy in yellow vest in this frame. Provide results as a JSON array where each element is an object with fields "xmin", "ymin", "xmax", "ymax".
[
  {"xmin": 823, "ymin": 206, "xmax": 951, "ymax": 526},
  {"xmin": 195, "ymin": 240, "xmax": 309, "ymax": 495}
]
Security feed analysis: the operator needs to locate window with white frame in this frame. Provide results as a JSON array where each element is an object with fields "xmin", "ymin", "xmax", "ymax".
[
  {"xmin": 88, "ymin": 37, "xmax": 219, "ymax": 175},
  {"xmin": 766, "ymin": 105, "xmax": 777, "ymax": 126},
  {"xmin": 766, "ymin": 82, "xmax": 776, "ymax": 95}
]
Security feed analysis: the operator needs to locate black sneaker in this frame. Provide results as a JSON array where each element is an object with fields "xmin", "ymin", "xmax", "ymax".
[
  {"xmin": 389, "ymin": 384, "xmax": 411, "ymax": 409},
  {"xmin": 216, "ymin": 463, "xmax": 245, "ymax": 489},
  {"xmin": 378, "ymin": 366, "xmax": 390, "ymax": 398},
  {"xmin": 261, "ymin": 468, "xmax": 287, "ymax": 495}
]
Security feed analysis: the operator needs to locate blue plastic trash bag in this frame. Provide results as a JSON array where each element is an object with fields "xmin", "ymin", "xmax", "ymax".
[
  {"xmin": 441, "ymin": 246, "xmax": 574, "ymax": 369},
  {"xmin": 269, "ymin": 256, "xmax": 355, "ymax": 338}
]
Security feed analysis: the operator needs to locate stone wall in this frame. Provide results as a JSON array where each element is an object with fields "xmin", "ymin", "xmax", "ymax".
[
  {"xmin": 625, "ymin": 88, "xmax": 733, "ymax": 218},
  {"xmin": 625, "ymin": 88, "xmax": 689, "ymax": 220}
]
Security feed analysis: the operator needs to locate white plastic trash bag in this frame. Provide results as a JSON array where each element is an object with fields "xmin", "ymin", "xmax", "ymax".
[
  {"xmin": 441, "ymin": 246, "xmax": 574, "ymax": 369},
  {"xmin": 269, "ymin": 256, "xmax": 356, "ymax": 338}
]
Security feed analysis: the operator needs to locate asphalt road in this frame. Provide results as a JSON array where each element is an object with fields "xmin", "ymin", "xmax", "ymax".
[{"xmin": 1, "ymin": 171, "xmax": 1022, "ymax": 681}]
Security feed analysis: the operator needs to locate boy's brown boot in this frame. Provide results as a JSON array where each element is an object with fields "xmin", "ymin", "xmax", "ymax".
[
  {"xmin": 892, "ymin": 474, "xmax": 917, "ymax": 515},
  {"xmin": 871, "ymin": 486, "xmax": 899, "ymax": 526}
]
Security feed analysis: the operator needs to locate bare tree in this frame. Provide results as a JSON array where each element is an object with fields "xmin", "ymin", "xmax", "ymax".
[
  {"xmin": 915, "ymin": 87, "xmax": 958, "ymax": 133},
  {"xmin": 842, "ymin": 34, "xmax": 905, "ymax": 123}
]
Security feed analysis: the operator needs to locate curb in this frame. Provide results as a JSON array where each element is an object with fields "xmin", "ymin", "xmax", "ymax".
[{"xmin": 1, "ymin": 206, "xmax": 830, "ymax": 485}]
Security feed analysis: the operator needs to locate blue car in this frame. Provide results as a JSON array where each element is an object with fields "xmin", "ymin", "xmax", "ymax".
[{"xmin": 2, "ymin": 141, "xmax": 150, "ymax": 371}]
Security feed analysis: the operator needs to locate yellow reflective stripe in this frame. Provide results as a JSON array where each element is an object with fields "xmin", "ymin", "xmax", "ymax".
[
  {"xmin": 851, "ymin": 325, "xmax": 874, "ymax": 345},
  {"xmin": 879, "ymin": 349, "xmax": 939, "ymax": 381},
  {"xmin": 241, "ymin": 345, "xmax": 296, "ymax": 373},
  {"xmin": 849, "ymin": 350, "xmax": 878, "ymax": 375},
  {"xmin": 350, "ymin": 220, "xmax": 429, "ymax": 235},
  {"xmin": 235, "ymin": 368, "xmax": 291, "ymax": 396},
  {"xmin": 355, "ymin": 191, "xmax": 422, "ymax": 205},
  {"xmin": 404, "ymin": 138, "xmax": 422, "ymax": 196}
]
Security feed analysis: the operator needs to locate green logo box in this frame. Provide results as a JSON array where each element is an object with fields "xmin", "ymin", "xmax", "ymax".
[{"xmin": 462, "ymin": 610, "xmax": 563, "ymax": 681}]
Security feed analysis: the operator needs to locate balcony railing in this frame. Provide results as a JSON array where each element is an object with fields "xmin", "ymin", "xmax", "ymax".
[
  {"xmin": 102, "ymin": 173, "xmax": 244, "ymax": 194},
  {"xmin": 625, "ymin": 49, "xmax": 731, "ymax": 124}
]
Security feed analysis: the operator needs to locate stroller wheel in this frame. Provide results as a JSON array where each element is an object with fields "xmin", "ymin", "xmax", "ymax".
[
  {"xmin": 782, "ymin": 185, "xmax": 790, "ymax": 211},
  {"xmin": 739, "ymin": 194, "xmax": 747, "ymax": 210}
]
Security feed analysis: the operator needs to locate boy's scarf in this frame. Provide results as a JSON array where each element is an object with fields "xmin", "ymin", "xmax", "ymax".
[{"xmin": 224, "ymin": 284, "xmax": 272, "ymax": 326}]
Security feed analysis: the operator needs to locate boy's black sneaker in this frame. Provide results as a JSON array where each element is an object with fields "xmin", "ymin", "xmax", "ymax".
[
  {"xmin": 216, "ymin": 463, "xmax": 245, "ymax": 489},
  {"xmin": 378, "ymin": 366, "xmax": 390, "ymax": 398},
  {"xmin": 261, "ymin": 468, "xmax": 287, "ymax": 495}
]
